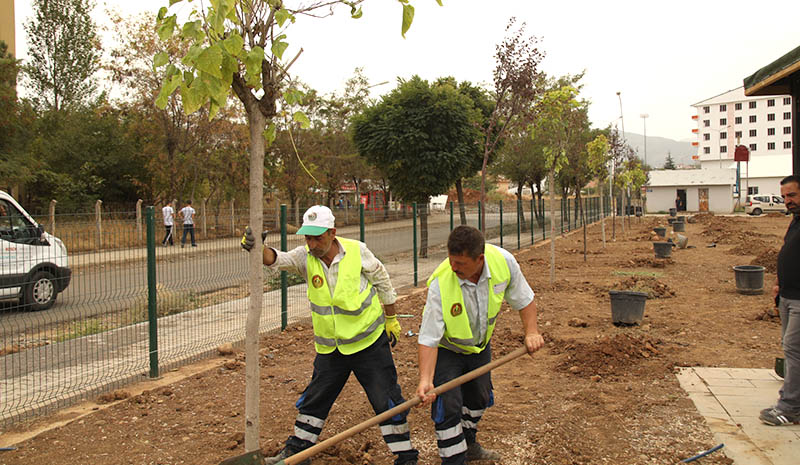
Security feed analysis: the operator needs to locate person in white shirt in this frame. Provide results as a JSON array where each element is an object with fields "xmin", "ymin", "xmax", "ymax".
[
  {"xmin": 179, "ymin": 200, "xmax": 196, "ymax": 248},
  {"xmin": 161, "ymin": 201, "xmax": 175, "ymax": 246}
]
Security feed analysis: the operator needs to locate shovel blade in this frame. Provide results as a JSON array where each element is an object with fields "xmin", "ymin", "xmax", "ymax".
[{"xmin": 218, "ymin": 450, "xmax": 265, "ymax": 465}]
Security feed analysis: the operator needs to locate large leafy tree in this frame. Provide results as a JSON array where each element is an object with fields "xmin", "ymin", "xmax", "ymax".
[
  {"xmin": 23, "ymin": 0, "xmax": 99, "ymax": 111},
  {"xmin": 586, "ymin": 133, "xmax": 611, "ymax": 247},
  {"xmin": 0, "ymin": 40, "xmax": 31, "ymax": 191},
  {"xmin": 491, "ymin": 127, "xmax": 546, "ymax": 231},
  {"xmin": 352, "ymin": 75, "xmax": 480, "ymax": 257},
  {"xmin": 153, "ymin": 0, "xmax": 431, "ymax": 449}
]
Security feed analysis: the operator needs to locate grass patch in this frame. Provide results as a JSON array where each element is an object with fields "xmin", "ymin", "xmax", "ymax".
[
  {"xmin": 612, "ymin": 270, "xmax": 663, "ymax": 278},
  {"xmin": 55, "ymin": 318, "xmax": 107, "ymax": 342},
  {"xmin": 266, "ymin": 272, "xmax": 305, "ymax": 291}
]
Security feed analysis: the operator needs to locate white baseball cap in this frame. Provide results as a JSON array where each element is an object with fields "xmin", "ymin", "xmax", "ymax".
[{"xmin": 296, "ymin": 205, "xmax": 335, "ymax": 236}]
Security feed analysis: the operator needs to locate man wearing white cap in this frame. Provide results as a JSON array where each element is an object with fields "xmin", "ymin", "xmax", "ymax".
[{"xmin": 241, "ymin": 205, "xmax": 419, "ymax": 465}]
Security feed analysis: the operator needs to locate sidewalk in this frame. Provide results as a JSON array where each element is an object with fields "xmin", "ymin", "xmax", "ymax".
[{"xmin": 677, "ymin": 367, "xmax": 799, "ymax": 465}]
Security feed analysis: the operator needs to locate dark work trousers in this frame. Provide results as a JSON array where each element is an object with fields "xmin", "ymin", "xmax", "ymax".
[
  {"xmin": 286, "ymin": 332, "xmax": 418, "ymax": 465},
  {"xmin": 180, "ymin": 224, "xmax": 196, "ymax": 246},
  {"xmin": 431, "ymin": 344, "xmax": 493, "ymax": 465},
  {"xmin": 778, "ymin": 297, "xmax": 800, "ymax": 415},
  {"xmin": 162, "ymin": 225, "xmax": 174, "ymax": 245}
]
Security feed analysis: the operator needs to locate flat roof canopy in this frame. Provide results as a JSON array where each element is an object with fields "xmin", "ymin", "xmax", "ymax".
[{"xmin": 744, "ymin": 45, "xmax": 800, "ymax": 96}]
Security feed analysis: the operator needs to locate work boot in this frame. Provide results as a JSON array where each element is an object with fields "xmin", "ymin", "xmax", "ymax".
[
  {"xmin": 262, "ymin": 447, "xmax": 310, "ymax": 465},
  {"xmin": 465, "ymin": 442, "xmax": 501, "ymax": 461},
  {"xmin": 759, "ymin": 407, "xmax": 800, "ymax": 426}
]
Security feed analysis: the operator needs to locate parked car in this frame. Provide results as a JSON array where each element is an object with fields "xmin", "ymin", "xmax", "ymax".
[
  {"xmin": 746, "ymin": 194, "xmax": 787, "ymax": 215},
  {"xmin": 0, "ymin": 191, "xmax": 71, "ymax": 310}
]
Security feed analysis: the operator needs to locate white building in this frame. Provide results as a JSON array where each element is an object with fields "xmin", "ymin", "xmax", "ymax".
[
  {"xmin": 646, "ymin": 169, "xmax": 735, "ymax": 213},
  {"xmin": 691, "ymin": 86, "xmax": 792, "ymax": 195}
]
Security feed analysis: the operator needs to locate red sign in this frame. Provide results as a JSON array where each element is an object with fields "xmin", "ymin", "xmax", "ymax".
[
  {"xmin": 692, "ymin": 155, "xmax": 699, "ymax": 160},
  {"xmin": 734, "ymin": 145, "xmax": 750, "ymax": 162}
]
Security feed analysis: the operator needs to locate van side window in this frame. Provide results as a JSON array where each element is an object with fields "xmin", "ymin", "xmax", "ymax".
[
  {"xmin": 0, "ymin": 200, "xmax": 39, "ymax": 244},
  {"xmin": 773, "ymin": 196, "xmax": 784, "ymax": 204}
]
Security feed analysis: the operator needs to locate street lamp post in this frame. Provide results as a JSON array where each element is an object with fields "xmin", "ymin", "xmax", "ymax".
[{"xmin": 640, "ymin": 113, "xmax": 649, "ymax": 167}]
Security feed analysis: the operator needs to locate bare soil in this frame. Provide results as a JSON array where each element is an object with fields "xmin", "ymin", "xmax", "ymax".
[{"xmin": 1, "ymin": 214, "xmax": 792, "ymax": 465}]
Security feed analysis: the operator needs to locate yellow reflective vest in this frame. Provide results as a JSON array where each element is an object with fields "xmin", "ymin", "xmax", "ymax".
[
  {"xmin": 306, "ymin": 237, "xmax": 384, "ymax": 355},
  {"xmin": 427, "ymin": 244, "xmax": 511, "ymax": 354}
]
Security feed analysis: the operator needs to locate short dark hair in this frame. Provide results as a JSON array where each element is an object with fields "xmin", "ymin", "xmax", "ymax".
[
  {"xmin": 447, "ymin": 225, "xmax": 484, "ymax": 259},
  {"xmin": 780, "ymin": 175, "xmax": 800, "ymax": 187}
]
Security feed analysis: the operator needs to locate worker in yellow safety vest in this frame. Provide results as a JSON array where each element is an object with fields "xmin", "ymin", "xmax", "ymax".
[
  {"xmin": 241, "ymin": 205, "xmax": 419, "ymax": 465},
  {"xmin": 416, "ymin": 225, "xmax": 544, "ymax": 464}
]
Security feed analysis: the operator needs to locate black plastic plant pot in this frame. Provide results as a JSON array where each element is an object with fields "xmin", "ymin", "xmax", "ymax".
[
  {"xmin": 733, "ymin": 265, "xmax": 765, "ymax": 295},
  {"xmin": 672, "ymin": 221, "xmax": 685, "ymax": 232},
  {"xmin": 653, "ymin": 241, "xmax": 672, "ymax": 258},
  {"xmin": 653, "ymin": 226, "xmax": 667, "ymax": 238},
  {"xmin": 609, "ymin": 290, "xmax": 647, "ymax": 326}
]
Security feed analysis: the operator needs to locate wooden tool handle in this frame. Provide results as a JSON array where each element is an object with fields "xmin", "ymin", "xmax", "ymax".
[{"xmin": 283, "ymin": 345, "xmax": 529, "ymax": 465}]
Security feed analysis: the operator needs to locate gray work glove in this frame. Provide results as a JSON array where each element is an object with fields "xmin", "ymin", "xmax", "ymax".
[{"xmin": 240, "ymin": 226, "xmax": 268, "ymax": 252}]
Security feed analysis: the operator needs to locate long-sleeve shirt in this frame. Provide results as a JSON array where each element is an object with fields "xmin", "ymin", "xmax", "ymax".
[
  {"xmin": 267, "ymin": 238, "xmax": 397, "ymax": 305},
  {"xmin": 778, "ymin": 214, "xmax": 800, "ymax": 300},
  {"xmin": 418, "ymin": 245, "xmax": 534, "ymax": 348}
]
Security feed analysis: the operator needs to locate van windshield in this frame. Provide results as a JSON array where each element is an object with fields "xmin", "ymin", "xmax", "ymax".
[{"xmin": 0, "ymin": 199, "xmax": 40, "ymax": 244}]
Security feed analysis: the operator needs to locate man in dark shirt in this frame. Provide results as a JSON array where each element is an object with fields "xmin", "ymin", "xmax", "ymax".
[{"xmin": 760, "ymin": 174, "xmax": 800, "ymax": 426}]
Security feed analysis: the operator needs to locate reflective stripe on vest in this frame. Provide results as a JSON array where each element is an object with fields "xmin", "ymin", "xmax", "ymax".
[
  {"xmin": 306, "ymin": 237, "xmax": 384, "ymax": 355},
  {"xmin": 427, "ymin": 244, "xmax": 511, "ymax": 354}
]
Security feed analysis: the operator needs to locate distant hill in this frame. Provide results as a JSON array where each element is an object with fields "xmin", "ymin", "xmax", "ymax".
[{"xmin": 622, "ymin": 133, "xmax": 694, "ymax": 168}]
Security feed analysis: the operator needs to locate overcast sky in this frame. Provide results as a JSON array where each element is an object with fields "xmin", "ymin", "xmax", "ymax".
[{"xmin": 12, "ymin": 0, "xmax": 800, "ymax": 141}]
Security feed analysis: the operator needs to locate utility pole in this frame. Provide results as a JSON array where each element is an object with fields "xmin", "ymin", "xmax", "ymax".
[{"xmin": 640, "ymin": 113, "xmax": 649, "ymax": 167}]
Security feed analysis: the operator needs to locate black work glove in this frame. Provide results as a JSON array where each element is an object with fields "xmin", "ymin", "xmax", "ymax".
[{"xmin": 240, "ymin": 227, "xmax": 268, "ymax": 252}]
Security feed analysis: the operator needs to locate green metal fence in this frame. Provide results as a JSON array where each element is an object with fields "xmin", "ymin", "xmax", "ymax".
[{"xmin": 1, "ymin": 196, "xmax": 612, "ymax": 426}]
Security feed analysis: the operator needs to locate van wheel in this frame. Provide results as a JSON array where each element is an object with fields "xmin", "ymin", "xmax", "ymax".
[
  {"xmin": 752, "ymin": 208, "xmax": 762, "ymax": 215},
  {"xmin": 24, "ymin": 271, "xmax": 57, "ymax": 311}
]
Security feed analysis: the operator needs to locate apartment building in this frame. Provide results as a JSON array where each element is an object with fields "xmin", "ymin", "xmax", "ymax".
[{"xmin": 691, "ymin": 86, "xmax": 792, "ymax": 195}]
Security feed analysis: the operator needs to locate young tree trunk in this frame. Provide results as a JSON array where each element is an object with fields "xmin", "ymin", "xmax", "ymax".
[
  {"xmin": 455, "ymin": 178, "xmax": 468, "ymax": 225},
  {"xmin": 548, "ymin": 167, "xmax": 556, "ymax": 284},
  {"xmin": 599, "ymin": 183, "xmax": 606, "ymax": 248},
  {"xmin": 517, "ymin": 181, "xmax": 527, "ymax": 232},
  {"xmin": 419, "ymin": 202, "xmax": 429, "ymax": 258},
  {"xmin": 580, "ymin": 194, "xmax": 587, "ymax": 262}
]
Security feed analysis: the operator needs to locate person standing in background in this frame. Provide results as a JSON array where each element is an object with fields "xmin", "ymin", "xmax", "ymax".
[
  {"xmin": 161, "ymin": 200, "xmax": 175, "ymax": 246},
  {"xmin": 179, "ymin": 200, "xmax": 196, "ymax": 248}
]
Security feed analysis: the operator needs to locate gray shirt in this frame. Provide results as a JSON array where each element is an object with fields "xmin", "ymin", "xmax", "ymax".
[
  {"xmin": 418, "ymin": 245, "xmax": 534, "ymax": 348},
  {"xmin": 268, "ymin": 238, "xmax": 397, "ymax": 305}
]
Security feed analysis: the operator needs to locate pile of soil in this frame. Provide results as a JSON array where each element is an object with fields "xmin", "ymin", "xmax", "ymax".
[
  {"xmin": 750, "ymin": 248, "xmax": 780, "ymax": 273},
  {"xmin": 621, "ymin": 256, "xmax": 674, "ymax": 268},
  {"xmin": 553, "ymin": 334, "xmax": 663, "ymax": 379},
  {"xmin": 612, "ymin": 276, "xmax": 676, "ymax": 299},
  {"xmin": 728, "ymin": 239, "xmax": 770, "ymax": 256},
  {"xmin": 765, "ymin": 212, "xmax": 787, "ymax": 217}
]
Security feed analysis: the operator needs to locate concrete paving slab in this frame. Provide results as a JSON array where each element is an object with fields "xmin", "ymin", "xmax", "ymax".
[{"xmin": 677, "ymin": 367, "xmax": 799, "ymax": 465}]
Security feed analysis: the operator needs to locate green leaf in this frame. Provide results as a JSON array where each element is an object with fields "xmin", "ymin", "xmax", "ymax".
[
  {"xmin": 181, "ymin": 82, "xmax": 205, "ymax": 114},
  {"xmin": 157, "ymin": 15, "xmax": 177, "ymax": 41},
  {"xmin": 263, "ymin": 123, "xmax": 277, "ymax": 147},
  {"xmin": 157, "ymin": 7, "xmax": 168, "ymax": 22},
  {"xmin": 435, "ymin": 0, "xmax": 443, "ymax": 5},
  {"xmin": 197, "ymin": 45, "xmax": 223, "ymax": 79},
  {"xmin": 220, "ymin": 53, "xmax": 238, "ymax": 86},
  {"xmin": 351, "ymin": 6, "xmax": 363, "ymax": 19},
  {"xmin": 275, "ymin": 8, "xmax": 294, "ymax": 27},
  {"xmin": 401, "ymin": 3, "xmax": 415, "ymax": 38},
  {"xmin": 182, "ymin": 44, "xmax": 203, "ymax": 67},
  {"xmin": 293, "ymin": 111, "xmax": 311, "ymax": 129},
  {"xmin": 222, "ymin": 33, "xmax": 244, "ymax": 56},
  {"xmin": 169, "ymin": 0, "xmax": 184, "ymax": 5},
  {"xmin": 244, "ymin": 46, "xmax": 265, "ymax": 87},
  {"xmin": 283, "ymin": 88, "xmax": 305, "ymax": 105},
  {"xmin": 271, "ymin": 36, "xmax": 289, "ymax": 60},
  {"xmin": 182, "ymin": 20, "xmax": 205, "ymax": 43},
  {"xmin": 153, "ymin": 51, "xmax": 169, "ymax": 70},
  {"xmin": 155, "ymin": 73, "xmax": 182, "ymax": 109}
]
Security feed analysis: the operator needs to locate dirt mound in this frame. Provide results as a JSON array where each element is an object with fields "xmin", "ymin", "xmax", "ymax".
[
  {"xmin": 554, "ymin": 334, "xmax": 662, "ymax": 378},
  {"xmin": 765, "ymin": 212, "xmax": 787, "ymax": 217},
  {"xmin": 750, "ymin": 248, "xmax": 779, "ymax": 273},
  {"xmin": 753, "ymin": 305, "xmax": 780, "ymax": 322},
  {"xmin": 727, "ymin": 239, "xmax": 770, "ymax": 256},
  {"xmin": 612, "ymin": 276, "xmax": 675, "ymax": 299},
  {"xmin": 689, "ymin": 212, "xmax": 716, "ymax": 223},
  {"xmin": 621, "ymin": 256, "xmax": 674, "ymax": 268}
]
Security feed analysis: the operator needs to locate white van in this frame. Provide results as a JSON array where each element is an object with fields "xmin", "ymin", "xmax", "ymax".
[{"xmin": 0, "ymin": 191, "xmax": 71, "ymax": 310}]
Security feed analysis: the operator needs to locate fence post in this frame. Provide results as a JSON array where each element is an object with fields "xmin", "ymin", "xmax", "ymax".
[
  {"xmin": 230, "ymin": 199, "xmax": 235, "ymax": 236},
  {"xmin": 202, "ymin": 198, "xmax": 208, "ymax": 238},
  {"xmin": 136, "ymin": 199, "xmax": 143, "ymax": 244},
  {"xmin": 477, "ymin": 200, "xmax": 482, "ymax": 232},
  {"xmin": 530, "ymin": 198, "xmax": 534, "ymax": 245},
  {"xmin": 95, "ymin": 200, "xmax": 103, "ymax": 250},
  {"xmin": 412, "ymin": 202, "xmax": 418, "ymax": 287},
  {"xmin": 517, "ymin": 198, "xmax": 521, "ymax": 250},
  {"xmin": 281, "ymin": 204, "xmax": 288, "ymax": 330},
  {"xmin": 449, "ymin": 201, "xmax": 454, "ymax": 232},
  {"xmin": 560, "ymin": 197, "xmax": 564, "ymax": 235},
  {"xmin": 146, "ymin": 206, "xmax": 159, "ymax": 378},
  {"xmin": 359, "ymin": 203, "xmax": 365, "ymax": 243},
  {"xmin": 499, "ymin": 200, "xmax": 503, "ymax": 248},
  {"xmin": 49, "ymin": 199, "xmax": 57, "ymax": 235},
  {"xmin": 541, "ymin": 197, "xmax": 546, "ymax": 240}
]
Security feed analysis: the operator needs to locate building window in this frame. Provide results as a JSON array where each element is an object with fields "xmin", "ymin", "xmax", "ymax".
[
  {"xmin": 735, "ymin": 116, "xmax": 742, "ymax": 124},
  {"xmin": 749, "ymin": 101, "xmax": 757, "ymax": 109},
  {"xmin": 719, "ymin": 104, "xmax": 726, "ymax": 111},
  {"xmin": 785, "ymin": 141, "xmax": 792, "ymax": 149},
  {"xmin": 703, "ymin": 106, "xmax": 710, "ymax": 113},
  {"xmin": 749, "ymin": 129, "xmax": 757, "ymax": 137},
  {"xmin": 749, "ymin": 115, "xmax": 757, "ymax": 123},
  {"xmin": 703, "ymin": 147, "xmax": 710, "ymax": 154},
  {"xmin": 768, "ymin": 142, "xmax": 776, "ymax": 150},
  {"xmin": 749, "ymin": 143, "xmax": 757, "ymax": 151},
  {"xmin": 768, "ymin": 99, "xmax": 775, "ymax": 107},
  {"xmin": 768, "ymin": 128, "xmax": 776, "ymax": 136},
  {"xmin": 785, "ymin": 126, "xmax": 792, "ymax": 134},
  {"xmin": 704, "ymin": 120, "xmax": 710, "ymax": 127},
  {"xmin": 703, "ymin": 133, "xmax": 710, "ymax": 141},
  {"xmin": 784, "ymin": 97, "xmax": 791, "ymax": 105},
  {"xmin": 768, "ymin": 113, "xmax": 776, "ymax": 121},
  {"xmin": 784, "ymin": 112, "xmax": 791, "ymax": 120},
  {"xmin": 749, "ymin": 186, "xmax": 758, "ymax": 195},
  {"xmin": 735, "ymin": 102, "xmax": 742, "ymax": 110},
  {"xmin": 720, "ymin": 146, "xmax": 727, "ymax": 153},
  {"xmin": 720, "ymin": 132, "xmax": 727, "ymax": 139},
  {"xmin": 735, "ymin": 131, "xmax": 742, "ymax": 138},
  {"xmin": 719, "ymin": 118, "xmax": 727, "ymax": 125}
]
